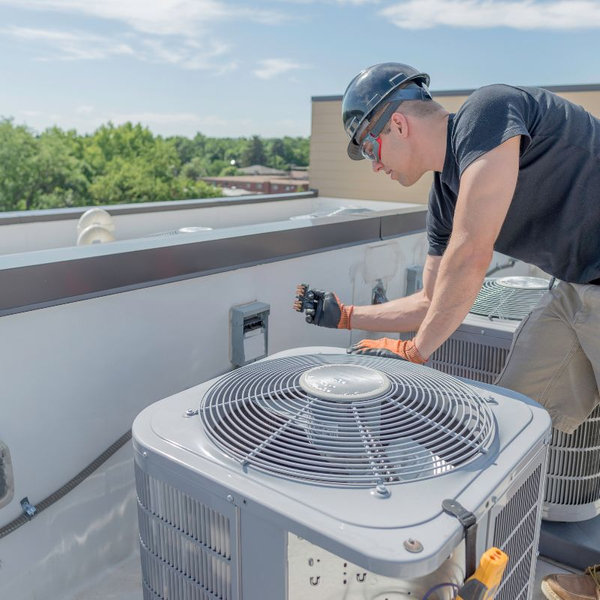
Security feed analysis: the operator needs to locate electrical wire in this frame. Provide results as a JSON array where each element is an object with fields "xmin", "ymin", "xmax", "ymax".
[
  {"xmin": 421, "ymin": 582, "xmax": 460, "ymax": 600},
  {"xmin": 0, "ymin": 430, "xmax": 132, "ymax": 540}
]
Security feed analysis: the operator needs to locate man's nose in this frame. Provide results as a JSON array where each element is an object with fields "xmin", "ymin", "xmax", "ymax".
[{"xmin": 372, "ymin": 160, "xmax": 383, "ymax": 173}]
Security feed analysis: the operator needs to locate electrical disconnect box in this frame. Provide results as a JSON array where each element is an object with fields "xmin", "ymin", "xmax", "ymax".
[{"xmin": 230, "ymin": 301, "xmax": 270, "ymax": 367}]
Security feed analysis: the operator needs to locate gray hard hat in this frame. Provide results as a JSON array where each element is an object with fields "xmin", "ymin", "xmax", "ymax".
[{"xmin": 342, "ymin": 62, "xmax": 431, "ymax": 160}]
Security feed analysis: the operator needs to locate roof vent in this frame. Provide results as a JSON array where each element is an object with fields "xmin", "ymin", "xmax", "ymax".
[
  {"xmin": 148, "ymin": 226, "xmax": 213, "ymax": 237},
  {"xmin": 290, "ymin": 207, "xmax": 372, "ymax": 220}
]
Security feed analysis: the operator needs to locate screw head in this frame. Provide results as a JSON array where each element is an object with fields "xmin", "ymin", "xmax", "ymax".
[
  {"xmin": 226, "ymin": 494, "xmax": 234, "ymax": 503},
  {"xmin": 142, "ymin": 451, "xmax": 148, "ymax": 458},
  {"xmin": 374, "ymin": 484, "xmax": 390, "ymax": 498},
  {"xmin": 404, "ymin": 538, "xmax": 423, "ymax": 553},
  {"xmin": 185, "ymin": 409, "xmax": 196, "ymax": 417}
]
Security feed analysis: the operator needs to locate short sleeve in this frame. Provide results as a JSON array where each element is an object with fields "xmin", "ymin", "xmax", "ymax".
[{"xmin": 452, "ymin": 85, "xmax": 532, "ymax": 176}]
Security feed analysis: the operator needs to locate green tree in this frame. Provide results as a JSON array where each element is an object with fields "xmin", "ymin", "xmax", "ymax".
[
  {"xmin": 170, "ymin": 135, "xmax": 197, "ymax": 165},
  {"xmin": 0, "ymin": 119, "xmax": 38, "ymax": 211},
  {"xmin": 28, "ymin": 127, "xmax": 89, "ymax": 209},
  {"xmin": 0, "ymin": 119, "xmax": 309, "ymax": 211},
  {"xmin": 181, "ymin": 156, "xmax": 207, "ymax": 180},
  {"xmin": 218, "ymin": 165, "xmax": 239, "ymax": 177},
  {"xmin": 0, "ymin": 120, "xmax": 89, "ymax": 211},
  {"xmin": 241, "ymin": 135, "xmax": 267, "ymax": 166}
]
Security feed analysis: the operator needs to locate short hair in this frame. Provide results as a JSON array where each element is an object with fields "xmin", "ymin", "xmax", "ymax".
[{"xmin": 365, "ymin": 98, "xmax": 445, "ymax": 138}]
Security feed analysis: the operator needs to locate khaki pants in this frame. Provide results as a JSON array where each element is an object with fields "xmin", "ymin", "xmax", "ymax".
[{"xmin": 496, "ymin": 281, "xmax": 600, "ymax": 434}]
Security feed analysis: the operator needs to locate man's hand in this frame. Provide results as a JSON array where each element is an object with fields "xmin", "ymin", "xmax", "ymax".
[
  {"xmin": 347, "ymin": 338, "xmax": 427, "ymax": 364},
  {"xmin": 293, "ymin": 284, "xmax": 353, "ymax": 329}
]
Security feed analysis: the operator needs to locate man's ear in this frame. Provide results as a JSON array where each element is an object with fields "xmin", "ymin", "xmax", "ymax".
[{"xmin": 391, "ymin": 112, "xmax": 408, "ymax": 137}]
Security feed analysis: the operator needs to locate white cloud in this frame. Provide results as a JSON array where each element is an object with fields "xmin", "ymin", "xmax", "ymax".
[
  {"xmin": 2, "ymin": 26, "xmax": 134, "ymax": 60},
  {"xmin": 253, "ymin": 58, "xmax": 309, "ymax": 80},
  {"xmin": 0, "ymin": 0, "xmax": 291, "ymax": 73},
  {"xmin": 77, "ymin": 105, "xmax": 94, "ymax": 114},
  {"xmin": 380, "ymin": 0, "xmax": 600, "ymax": 30},
  {"xmin": 0, "ymin": 0, "xmax": 289, "ymax": 37},
  {"xmin": 274, "ymin": 0, "xmax": 377, "ymax": 4},
  {"xmin": 1, "ymin": 25, "xmax": 240, "ymax": 73}
]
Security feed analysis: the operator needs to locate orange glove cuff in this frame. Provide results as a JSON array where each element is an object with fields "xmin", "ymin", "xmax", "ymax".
[
  {"xmin": 338, "ymin": 304, "xmax": 354, "ymax": 330},
  {"xmin": 404, "ymin": 340, "xmax": 427, "ymax": 365}
]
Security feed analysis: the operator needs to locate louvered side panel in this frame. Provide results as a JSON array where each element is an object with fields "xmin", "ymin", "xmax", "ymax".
[
  {"xmin": 135, "ymin": 464, "xmax": 234, "ymax": 600},
  {"xmin": 141, "ymin": 543, "xmax": 224, "ymax": 600},
  {"xmin": 491, "ymin": 454, "xmax": 545, "ymax": 600},
  {"xmin": 544, "ymin": 405, "xmax": 600, "ymax": 518},
  {"xmin": 402, "ymin": 331, "xmax": 509, "ymax": 384}
]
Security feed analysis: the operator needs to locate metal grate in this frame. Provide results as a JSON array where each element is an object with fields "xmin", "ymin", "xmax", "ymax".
[
  {"xmin": 470, "ymin": 277, "xmax": 549, "ymax": 321},
  {"xmin": 429, "ymin": 338, "xmax": 509, "ymax": 384},
  {"xmin": 493, "ymin": 463, "xmax": 544, "ymax": 600},
  {"xmin": 399, "ymin": 333, "xmax": 509, "ymax": 385},
  {"xmin": 200, "ymin": 354, "xmax": 495, "ymax": 487},
  {"xmin": 135, "ymin": 465, "xmax": 232, "ymax": 600},
  {"xmin": 141, "ymin": 544, "xmax": 226, "ymax": 600},
  {"xmin": 545, "ymin": 404, "xmax": 600, "ymax": 508}
]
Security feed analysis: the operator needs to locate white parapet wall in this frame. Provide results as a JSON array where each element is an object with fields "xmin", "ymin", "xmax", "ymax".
[{"xmin": 0, "ymin": 201, "xmax": 429, "ymax": 600}]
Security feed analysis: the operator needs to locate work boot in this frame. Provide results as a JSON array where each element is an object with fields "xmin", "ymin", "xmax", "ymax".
[{"xmin": 541, "ymin": 565, "xmax": 600, "ymax": 600}]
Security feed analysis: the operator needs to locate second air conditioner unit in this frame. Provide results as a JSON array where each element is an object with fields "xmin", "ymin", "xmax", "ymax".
[
  {"xmin": 133, "ymin": 347, "xmax": 550, "ymax": 600},
  {"xmin": 402, "ymin": 276, "xmax": 600, "ymax": 522}
]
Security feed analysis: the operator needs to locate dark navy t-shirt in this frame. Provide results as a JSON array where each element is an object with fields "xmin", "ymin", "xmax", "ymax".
[{"xmin": 427, "ymin": 84, "xmax": 600, "ymax": 284}]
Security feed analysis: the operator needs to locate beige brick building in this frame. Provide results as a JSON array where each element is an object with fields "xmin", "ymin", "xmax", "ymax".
[{"xmin": 310, "ymin": 85, "xmax": 600, "ymax": 204}]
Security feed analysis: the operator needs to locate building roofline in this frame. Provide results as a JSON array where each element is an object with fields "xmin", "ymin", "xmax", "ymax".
[
  {"xmin": 202, "ymin": 176, "xmax": 308, "ymax": 184},
  {"xmin": 312, "ymin": 83, "xmax": 600, "ymax": 102}
]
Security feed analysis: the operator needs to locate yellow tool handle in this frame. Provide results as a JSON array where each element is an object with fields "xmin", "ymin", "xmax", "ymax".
[{"xmin": 456, "ymin": 547, "xmax": 509, "ymax": 600}]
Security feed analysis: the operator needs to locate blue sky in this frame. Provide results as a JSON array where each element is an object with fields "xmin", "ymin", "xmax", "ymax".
[{"xmin": 0, "ymin": 0, "xmax": 599, "ymax": 138}]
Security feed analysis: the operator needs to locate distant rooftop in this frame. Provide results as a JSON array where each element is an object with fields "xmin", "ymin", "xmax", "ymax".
[
  {"xmin": 237, "ymin": 165, "xmax": 287, "ymax": 176},
  {"xmin": 203, "ymin": 175, "xmax": 308, "ymax": 184}
]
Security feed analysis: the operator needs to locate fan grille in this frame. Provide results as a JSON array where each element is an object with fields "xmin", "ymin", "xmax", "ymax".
[
  {"xmin": 470, "ymin": 277, "xmax": 549, "ymax": 321},
  {"xmin": 200, "ymin": 354, "xmax": 495, "ymax": 487}
]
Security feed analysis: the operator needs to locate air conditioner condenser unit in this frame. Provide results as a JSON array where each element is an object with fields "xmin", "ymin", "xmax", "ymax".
[
  {"xmin": 402, "ymin": 276, "xmax": 600, "ymax": 522},
  {"xmin": 132, "ymin": 346, "xmax": 550, "ymax": 600}
]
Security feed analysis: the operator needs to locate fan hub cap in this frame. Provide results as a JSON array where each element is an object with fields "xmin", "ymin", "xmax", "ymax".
[{"xmin": 299, "ymin": 364, "xmax": 391, "ymax": 401}]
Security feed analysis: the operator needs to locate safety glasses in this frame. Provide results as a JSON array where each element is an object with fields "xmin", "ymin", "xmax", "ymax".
[{"xmin": 360, "ymin": 132, "xmax": 382, "ymax": 162}]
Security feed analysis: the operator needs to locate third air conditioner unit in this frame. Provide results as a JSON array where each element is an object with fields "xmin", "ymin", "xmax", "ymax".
[
  {"xmin": 133, "ymin": 347, "xmax": 549, "ymax": 600},
  {"xmin": 402, "ymin": 276, "xmax": 600, "ymax": 522}
]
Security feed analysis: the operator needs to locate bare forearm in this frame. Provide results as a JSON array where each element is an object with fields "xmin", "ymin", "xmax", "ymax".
[
  {"xmin": 415, "ymin": 245, "xmax": 490, "ymax": 358},
  {"xmin": 351, "ymin": 291, "xmax": 430, "ymax": 332}
]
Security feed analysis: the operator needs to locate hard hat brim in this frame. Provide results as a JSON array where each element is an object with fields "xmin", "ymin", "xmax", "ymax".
[{"xmin": 347, "ymin": 139, "xmax": 365, "ymax": 161}]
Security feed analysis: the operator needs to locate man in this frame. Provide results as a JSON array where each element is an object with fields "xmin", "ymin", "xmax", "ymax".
[{"xmin": 300, "ymin": 63, "xmax": 600, "ymax": 600}]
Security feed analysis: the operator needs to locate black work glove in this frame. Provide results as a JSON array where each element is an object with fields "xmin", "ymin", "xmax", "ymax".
[{"xmin": 293, "ymin": 284, "xmax": 353, "ymax": 329}]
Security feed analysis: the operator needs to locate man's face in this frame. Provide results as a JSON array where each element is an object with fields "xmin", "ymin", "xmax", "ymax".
[{"xmin": 368, "ymin": 117, "xmax": 421, "ymax": 187}]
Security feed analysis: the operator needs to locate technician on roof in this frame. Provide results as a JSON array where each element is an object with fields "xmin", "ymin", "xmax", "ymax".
[
  {"xmin": 300, "ymin": 62, "xmax": 600, "ymax": 437},
  {"xmin": 297, "ymin": 65, "xmax": 600, "ymax": 597}
]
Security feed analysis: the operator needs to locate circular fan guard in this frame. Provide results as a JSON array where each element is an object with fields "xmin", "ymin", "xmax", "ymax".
[
  {"xmin": 200, "ymin": 354, "xmax": 495, "ymax": 487},
  {"xmin": 470, "ymin": 277, "xmax": 549, "ymax": 321}
]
